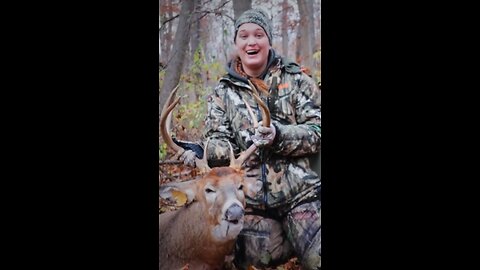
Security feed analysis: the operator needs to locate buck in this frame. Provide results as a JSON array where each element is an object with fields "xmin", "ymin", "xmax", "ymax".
[{"xmin": 159, "ymin": 83, "xmax": 269, "ymax": 270}]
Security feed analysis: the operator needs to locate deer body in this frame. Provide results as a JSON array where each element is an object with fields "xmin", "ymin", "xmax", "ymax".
[{"xmin": 159, "ymin": 205, "xmax": 236, "ymax": 269}]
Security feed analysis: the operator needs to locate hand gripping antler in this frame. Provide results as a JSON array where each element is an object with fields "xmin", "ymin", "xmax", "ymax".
[
  {"xmin": 229, "ymin": 80, "xmax": 271, "ymax": 169},
  {"xmin": 160, "ymin": 81, "xmax": 271, "ymax": 172},
  {"xmin": 246, "ymin": 79, "xmax": 270, "ymax": 127},
  {"xmin": 160, "ymin": 84, "xmax": 210, "ymax": 173}
]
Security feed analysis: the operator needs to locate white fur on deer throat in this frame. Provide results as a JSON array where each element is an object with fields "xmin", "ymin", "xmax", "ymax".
[{"xmin": 211, "ymin": 196, "xmax": 245, "ymax": 241}]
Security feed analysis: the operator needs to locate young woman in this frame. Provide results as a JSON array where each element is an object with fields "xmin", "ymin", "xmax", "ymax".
[{"xmin": 181, "ymin": 8, "xmax": 321, "ymax": 270}]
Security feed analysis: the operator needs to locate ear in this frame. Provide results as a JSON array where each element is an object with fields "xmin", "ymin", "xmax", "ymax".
[{"xmin": 159, "ymin": 180, "xmax": 198, "ymax": 206}]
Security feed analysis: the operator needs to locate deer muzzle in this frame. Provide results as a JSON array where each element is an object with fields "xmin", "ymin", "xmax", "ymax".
[{"xmin": 225, "ymin": 204, "xmax": 244, "ymax": 224}]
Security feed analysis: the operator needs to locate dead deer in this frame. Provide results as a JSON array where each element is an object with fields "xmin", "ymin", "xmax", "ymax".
[{"xmin": 159, "ymin": 83, "xmax": 270, "ymax": 270}]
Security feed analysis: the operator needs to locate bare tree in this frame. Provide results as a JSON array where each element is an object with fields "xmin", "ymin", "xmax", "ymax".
[
  {"xmin": 281, "ymin": 0, "xmax": 290, "ymax": 58},
  {"xmin": 190, "ymin": 0, "xmax": 202, "ymax": 62},
  {"xmin": 306, "ymin": 0, "xmax": 316, "ymax": 53},
  {"xmin": 233, "ymin": 0, "xmax": 252, "ymax": 20},
  {"xmin": 159, "ymin": 0, "xmax": 176, "ymax": 65},
  {"xmin": 159, "ymin": 0, "xmax": 195, "ymax": 113},
  {"xmin": 190, "ymin": 0, "xmax": 203, "ymax": 100},
  {"xmin": 296, "ymin": 0, "xmax": 312, "ymax": 68}
]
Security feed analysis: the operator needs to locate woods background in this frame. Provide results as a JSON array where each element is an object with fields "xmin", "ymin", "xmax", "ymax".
[{"xmin": 159, "ymin": 0, "xmax": 321, "ymax": 175}]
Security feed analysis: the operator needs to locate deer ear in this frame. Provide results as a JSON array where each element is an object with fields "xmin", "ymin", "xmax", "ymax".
[{"xmin": 160, "ymin": 180, "xmax": 198, "ymax": 206}]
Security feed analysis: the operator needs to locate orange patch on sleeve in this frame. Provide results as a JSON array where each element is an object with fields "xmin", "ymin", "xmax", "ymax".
[{"xmin": 278, "ymin": 83, "xmax": 289, "ymax": 90}]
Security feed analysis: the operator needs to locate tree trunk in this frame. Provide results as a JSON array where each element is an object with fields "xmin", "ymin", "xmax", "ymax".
[
  {"xmin": 281, "ymin": 0, "xmax": 290, "ymax": 58},
  {"xmin": 167, "ymin": 0, "xmax": 173, "ymax": 59},
  {"xmin": 159, "ymin": 0, "xmax": 167, "ymax": 64},
  {"xmin": 233, "ymin": 0, "xmax": 252, "ymax": 20},
  {"xmin": 295, "ymin": 19, "xmax": 302, "ymax": 64},
  {"xmin": 159, "ymin": 0, "xmax": 194, "ymax": 114},
  {"xmin": 190, "ymin": 0, "xmax": 202, "ymax": 100},
  {"xmin": 297, "ymin": 0, "xmax": 312, "ymax": 68},
  {"xmin": 190, "ymin": 0, "xmax": 201, "ymax": 64},
  {"xmin": 307, "ymin": 0, "xmax": 316, "ymax": 53},
  {"xmin": 159, "ymin": 0, "xmax": 175, "ymax": 65},
  {"xmin": 316, "ymin": 0, "xmax": 321, "ymax": 50}
]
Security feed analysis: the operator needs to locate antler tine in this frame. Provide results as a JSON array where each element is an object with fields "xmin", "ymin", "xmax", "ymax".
[
  {"xmin": 195, "ymin": 138, "xmax": 211, "ymax": 174},
  {"xmin": 227, "ymin": 141, "xmax": 238, "ymax": 169},
  {"xmin": 247, "ymin": 80, "xmax": 271, "ymax": 127},
  {"xmin": 230, "ymin": 142, "xmax": 258, "ymax": 170},
  {"xmin": 164, "ymin": 84, "xmax": 180, "ymax": 136},
  {"xmin": 160, "ymin": 85, "xmax": 183, "ymax": 153},
  {"xmin": 229, "ymin": 81, "xmax": 273, "ymax": 169},
  {"xmin": 162, "ymin": 84, "xmax": 180, "ymax": 111},
  {"xmin": 242, "ymin": 96, "xmax": 259, "ymax": 129}
]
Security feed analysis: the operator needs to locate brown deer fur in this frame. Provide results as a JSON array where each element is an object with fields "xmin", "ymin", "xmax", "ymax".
[{"xmin": 159, "ymin": 167, "xmax": 255, "ymax": 270}]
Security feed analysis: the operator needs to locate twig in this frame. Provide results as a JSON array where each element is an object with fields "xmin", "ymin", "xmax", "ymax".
[
  {"xmin": 160, "ymin": 14, "xmax": 180, "ymax": 31},
  {"xmin": 196, "ymin": 0, "xmax": 232, "ymax": 21},
  {"xmin": 160, "ymin": 160, "xmax": 183, "ymax": 165}
]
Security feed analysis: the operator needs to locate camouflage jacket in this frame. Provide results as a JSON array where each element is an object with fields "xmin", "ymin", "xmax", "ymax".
[{"xmin": 203, "ymin": 51, "xmax": 321, "ymax": 213}]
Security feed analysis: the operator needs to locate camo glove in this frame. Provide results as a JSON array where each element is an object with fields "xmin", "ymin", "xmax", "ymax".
[
  {"xmin": 174, "ymin": 149, "xmax": 197, "ymax": 167},
  {"xmin": 251, "ymin": 121, "xmax": 276, "ymax": 148}
]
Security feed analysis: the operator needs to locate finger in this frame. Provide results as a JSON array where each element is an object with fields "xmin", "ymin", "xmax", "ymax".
[
  {"xmin": 183, "ymin": 150, "xmax": 194, "ymax": 161},
  {"xmin": 257, "ymin": 126, "xmax": 271, "ymax": 134},
  {"xmin": 173, "ymin": 149, "xmax": 186, "ymax": 160}
]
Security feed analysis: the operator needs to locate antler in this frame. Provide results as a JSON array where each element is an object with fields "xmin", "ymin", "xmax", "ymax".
[
  {"xmin": 160, "ymin": 84, "xmax": 182, "ymax": 153},
  {"xmin": 247, "ymin": 80, "xmax": 270, "ymax": 127},
  {"xmin": 160, "ymin": 85, "xmax": 211, "ymax": 173},
  {"xmin": 160, "ymin": 81, "xmax": 271, "ymax": 172},
  {"xmin": 229, "ymin": 80, "xmax": 271, "ymax": 169}
]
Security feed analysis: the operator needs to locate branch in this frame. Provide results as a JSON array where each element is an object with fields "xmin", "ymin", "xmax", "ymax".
[
  {"xmin": 159, "ymin": 160, "xmax": 183, "ymax": 165},
  {"xmin": 160, "ymin": 14, "xmax": 180, "ymax": 31},
  {"xmin": 195, "ymin": 0, "xmax": 233, "ymax": 22},
  {"xmin": 160, "ymin": 0, "xmax": 232, "ymax": 31}
]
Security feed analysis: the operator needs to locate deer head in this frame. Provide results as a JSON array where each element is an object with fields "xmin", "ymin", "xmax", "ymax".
[{"xmin": 159, "ymin": 167, "xmax": 247, "ymax": 241}]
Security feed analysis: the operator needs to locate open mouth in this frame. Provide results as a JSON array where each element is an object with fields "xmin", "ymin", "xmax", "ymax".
[
  {"xmin": 213, "ymin": 218, "xmax": 244, "ymax": 240},
  {"xmin": 246, "ymin": 50, "xmax": 259, "ymax": 55},
  {"xmin": 228, "ymin": 219, "xmax": 240, "ymax": 225},
  {"xmin": 223, "ymin": 218, "xmax": 241, "ymax": 225}
]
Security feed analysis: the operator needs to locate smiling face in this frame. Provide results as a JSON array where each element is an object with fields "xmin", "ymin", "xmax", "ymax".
[{"xmin": 235, "ymin": 23, "xmax": 271, "ymax": 77}]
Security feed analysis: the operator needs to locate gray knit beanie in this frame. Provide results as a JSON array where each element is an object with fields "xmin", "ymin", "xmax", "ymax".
[{"xmin": 234, "ymin": 8, "xmax": 273, "ymax": 45}]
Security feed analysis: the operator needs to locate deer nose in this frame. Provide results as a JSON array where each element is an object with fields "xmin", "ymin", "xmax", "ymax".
[{"xmin": 225, "ymin": 204, "xmax": 244, "ymax": 222}]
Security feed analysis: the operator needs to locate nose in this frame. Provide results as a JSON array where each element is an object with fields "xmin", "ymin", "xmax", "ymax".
[
  {"xmin": 225, "ymin": 204, "xmax": 244, "ymax": 222},
  {"xmin": 247, "ymin": 36, "xmax": 256, "ymax": 46}
]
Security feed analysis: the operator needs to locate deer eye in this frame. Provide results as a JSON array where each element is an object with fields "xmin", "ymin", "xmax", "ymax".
[
  {"xmin": 205, "ymin": 188, "xmax": 216, "ymax": 193},
  {"xmin": 238, "ymin": 184, "xmax": 244, "ymax": 190}
]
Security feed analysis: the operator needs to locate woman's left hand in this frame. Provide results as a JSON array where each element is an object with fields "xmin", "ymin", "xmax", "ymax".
[{"xmin": 251, "ymin": 122, "xmax": 276, "ymax": 148}]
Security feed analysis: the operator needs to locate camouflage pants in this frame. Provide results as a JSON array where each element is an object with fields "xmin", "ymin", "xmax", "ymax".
[{"xmin": 233, "ymin": 200, "xmax": 321, "ymax": 270}]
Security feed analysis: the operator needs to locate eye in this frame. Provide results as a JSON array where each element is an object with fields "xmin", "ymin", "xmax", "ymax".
[
  {"xmin": 238, "ymin": 184, "xmax": 244, "ymax": 190},
  {"xmin": 205, "ymin": 188, "xmax": 216, "ymax": 193}
]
